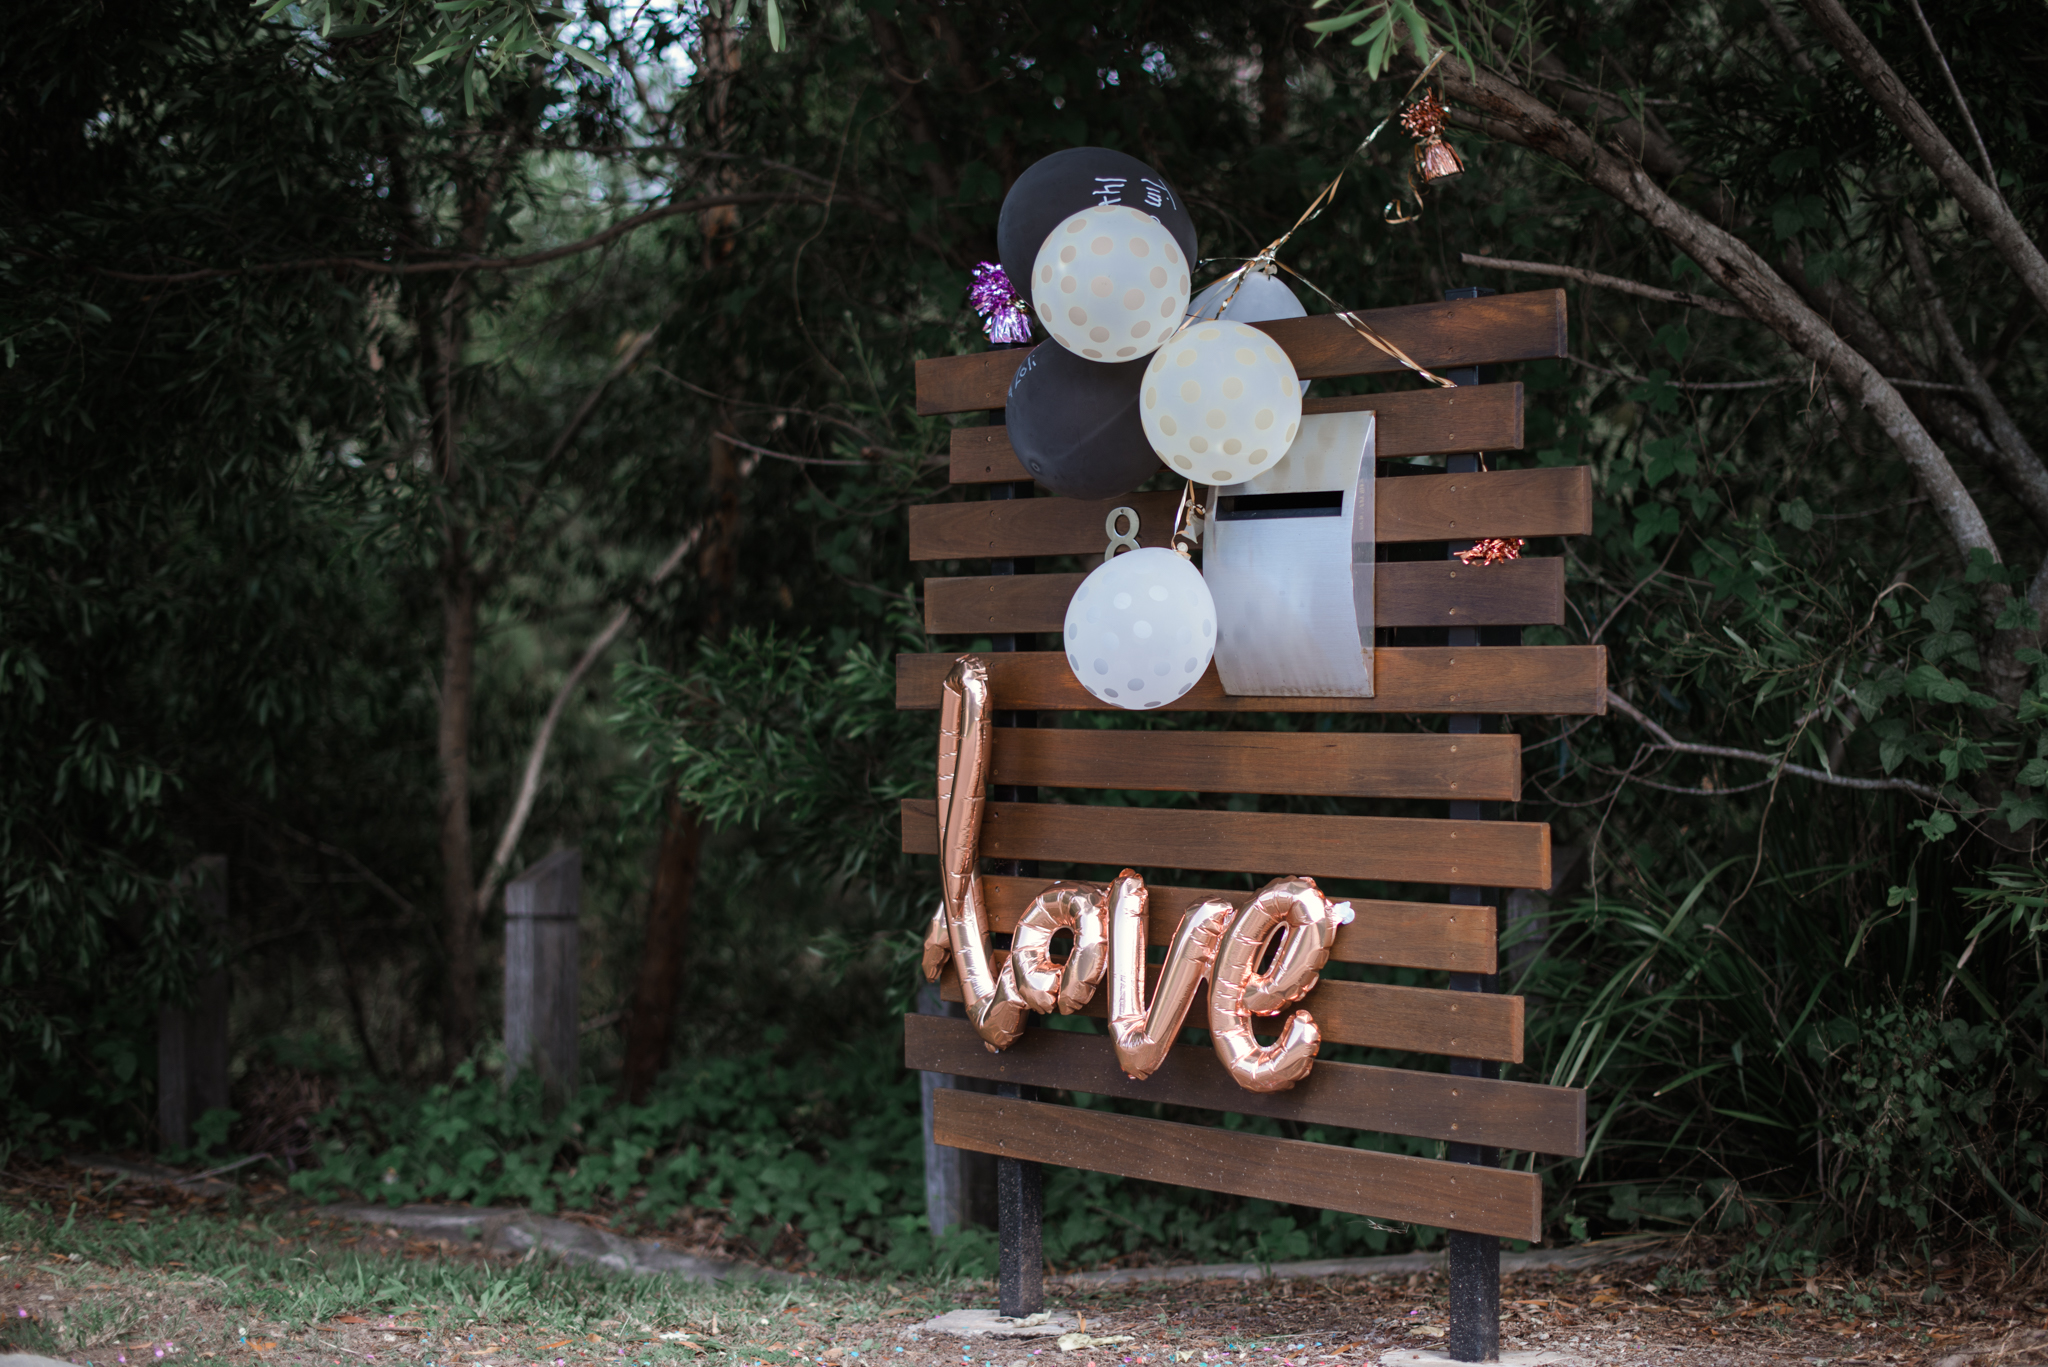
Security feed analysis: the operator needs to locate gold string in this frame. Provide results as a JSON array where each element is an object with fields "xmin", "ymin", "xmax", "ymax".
[
  {"xmin": 1185, "ymin": 49, "xmax": 1459, "ymax": 391},
  {"xmin": 1203, "ymin": 48, "xmax": 1450, "ymax": 322}
]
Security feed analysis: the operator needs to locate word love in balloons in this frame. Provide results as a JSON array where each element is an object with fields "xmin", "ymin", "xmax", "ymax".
[{"xmin": 919, "ymin": 656, "xmax": 1355, "ymax": 1094}]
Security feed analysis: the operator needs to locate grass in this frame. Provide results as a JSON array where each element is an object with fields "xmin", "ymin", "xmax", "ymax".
[
  {"xmin": 0, "ymin": 1199, "xmax": 974, "ymax": 1367},
  {"xmin": 6, "ymin": 1195, "xmax": 2026, "ymax": 1367}
]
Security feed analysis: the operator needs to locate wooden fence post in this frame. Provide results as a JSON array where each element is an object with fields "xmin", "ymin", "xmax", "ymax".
[
  {"xmin": 918, "ymin": 985, "xmax": 998, "ymax": 1236},
  {"xmin": 158, "ymin": 854, "xmax": 231, "ymax": 1151},
  {"xmin": 1442, "ymin": 284, "xmax": 1503, "ymax": 1364},
  {"xmin": 505, "ymin": 848, "xmax": 581, "ymax": 1110}
]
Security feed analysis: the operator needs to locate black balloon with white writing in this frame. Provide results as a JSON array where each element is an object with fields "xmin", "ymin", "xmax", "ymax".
[{"xmin": 997, "ymin": 147, "xmax": 1199, "ymax": 300}]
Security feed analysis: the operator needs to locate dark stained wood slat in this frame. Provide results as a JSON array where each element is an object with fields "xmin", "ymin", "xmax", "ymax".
[
  {"xmin": 907, "ymin": 468, "xmax": 1592, "ymax": 561},
  {"xmin": 947, "ymin": 385, "xmax": 1525, "ymax": 484},
  {"xmin": 900, "ymin": 798, "xmax": 1549, "ymax": 889},
  {"xmin": 987, "ymin": 728, "xmax": 1521, "ymax": 801},
  {"xmin": 913, "ymin": 291, "xmax": 1568, "ymax": 415},
  {"xmin": 1378, "ymin": 557, "xmax": 1564, "ymax": 629},
  {"xmin": 981, "ymin": 874, "xmax": 1497, "ymax": 974},
  {"xmin": 932, "ymin": 1089, "xmax": 1544, "ymax": 1240},
  {"xmin": 905, "ymin": 1014, "xmax": 1583, "ymax": 1154},
  {"xmin": 894, "ymin": 647, "xmax": 1610, "ymax": 716},
  {"xmin": 927, "ymin": 558, "xmax": 1564, "ymax": 636},
  {"xmin": 937, "ymin": 954, "xmax": 1521, "ymax": 1060}
]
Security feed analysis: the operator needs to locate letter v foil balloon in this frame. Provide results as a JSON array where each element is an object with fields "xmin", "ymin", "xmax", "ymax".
[{"xmin": 1105, "ymin": 874, "xmax": 1235, "ymax": 1080}]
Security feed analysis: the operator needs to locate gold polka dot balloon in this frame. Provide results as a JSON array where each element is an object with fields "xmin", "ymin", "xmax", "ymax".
[
  {"xmin": 1140, "ymin": 319, "xmax": 1303, "ymax": 485},
  {"xmin": 1031, "ymin": 205, "xmax": 1190, "ymax": 362}
]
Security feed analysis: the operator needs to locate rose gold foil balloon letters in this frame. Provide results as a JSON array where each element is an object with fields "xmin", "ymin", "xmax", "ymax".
[{"xmin": 920, "ymin": 655, "xmax": 1352, "ymax": 1086}]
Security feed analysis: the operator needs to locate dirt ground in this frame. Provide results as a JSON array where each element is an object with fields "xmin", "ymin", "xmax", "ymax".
[{"xmin": 5, "ymin": 1160, "xmax": 2047, "ymax": 1367}]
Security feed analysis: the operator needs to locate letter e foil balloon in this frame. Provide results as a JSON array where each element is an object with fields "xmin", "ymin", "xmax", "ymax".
[{"xmin": 1208, "ymin": 877, "xmax": 1351, "ymax": 1092}]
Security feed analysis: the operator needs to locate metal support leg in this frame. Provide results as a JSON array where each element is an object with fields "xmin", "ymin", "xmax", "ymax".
[
  {"xmin": 995, "ymin": 1082, "xmax": 1044, "ymax": 1316},
  {"xmin": 1442, "ymin": 287, "xmax": 1504, "ymax": 1363}
]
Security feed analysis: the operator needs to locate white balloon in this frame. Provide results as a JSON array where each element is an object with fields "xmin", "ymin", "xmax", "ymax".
[
  {"xmin": 1062, "ymin": 547, "xmax": 1216, "ymax": 710},
  {"xmin": 1187, "ymin": 269, "xmax": 1306, "ymax": 325},
  {"xmin": 1031, "ymin": 205, "xmax": 1190, "ymax": 363},
  {"xmin": 1187, "ymin": 270, "xmax": 1310, "ymax": 397},
  {"xmin": 1140, "ymin": 319, "xmax": 1303, "ymax": 486}
]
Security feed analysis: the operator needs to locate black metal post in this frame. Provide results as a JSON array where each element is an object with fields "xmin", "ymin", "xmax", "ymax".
[
  {"xmin": 1442, "ymin": 286, "xmax": 1503, "ymax": 1364},
  {"xmin": 995, "ymin": 1080, "xmax": 1045, "ymax": 1315},
  {"xmin": 986, "ymin": 358, "xmax": 1045, "ymax": 1314}
]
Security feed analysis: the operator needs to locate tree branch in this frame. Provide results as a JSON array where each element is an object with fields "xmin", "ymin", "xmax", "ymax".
[
  {"xmin": 88, "ymin": 192, "xmax": 826, "ymax": 284},
  {"xmin": 1460, "ymin": 253, "xmax": 1749, "ymax": 317},
  {"xmin": 1435, "ymin": 56, "xmax": 2003, "ymax": 579},
  {"xmin": 1902, "ymin": 0, "xmax": 2003, "ymax": 203},
  {"xmin": 1605, "ymin": 689, "xmax": 1942, "ymax": 801},
  {"xmin": 475, "ymin": 521, "xmax": 704, "ymax": 920},
  {"xmin": 1896, "ymin": 218, "xmax": 2048, "ymax": 522},
  {"xmin": 1800, "ymin": 0, "xmax": 2048, "ymax": 317}
]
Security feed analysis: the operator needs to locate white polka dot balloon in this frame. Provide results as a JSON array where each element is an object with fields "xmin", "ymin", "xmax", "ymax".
[
  {"xmin": 1140, "ymin": 319, "xmax": 1303, "ymax": 485},
  {"xmin": 1062, "ymin": 547, "xmax": 1216, "ymax": 710},
  {"xmin": 1032, "ymin": 205, "xmax": 1190, "ymax": 362}
]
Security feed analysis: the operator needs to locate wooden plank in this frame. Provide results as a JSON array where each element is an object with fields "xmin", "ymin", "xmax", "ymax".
[
  {"xmin": 947, "ymin": 385, "xmax": 1525, "ymax": 484},
  {"xmin": 1376, "ymin": 557, "xmax": 1564, "ymax": 629},
  {"xmin": 932, "ymin": 1089, "xmax": 1543, "ymax": 1240},
  {"xmin": 937, "ymin": 957, "xmax": 1522, "ymax": 1061},
  {"xmin": 926, "ymin": 558, "xmax": 1564, "ymax": 636},
  {"xmin": 905, "ymin": 1014, "xmax": 1583, "ymax": 1154},
  {"xmin": 986, "ymin": 728, "xmax": 1521, "ymax": 801},
  {"xmin": 907, "ymin": 468, "xmax": 1592, "ymax": 561},
  {"xmin": 895, "ymin": 647, "xmax": 1610, "ymax": 716},
  {"xmin": 981, "ymin": 874, "xmax": 1497, "ymax": 974},
  {"xmin": 913, "ymin": 291, "xmax": 1568, "ymax": 415},
  {"xmin": 901, "ymin": 798, "xmax": 1548, "ymax": 889}
]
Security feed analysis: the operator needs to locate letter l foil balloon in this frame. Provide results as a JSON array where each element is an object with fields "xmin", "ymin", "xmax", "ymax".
[{"xmin": 927, "ymin": 655, "xmax": 1030, "ymax": 1051}]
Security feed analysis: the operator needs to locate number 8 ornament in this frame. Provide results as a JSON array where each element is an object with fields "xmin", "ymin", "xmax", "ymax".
[
  {"xmin": 1141, "ymin": 319, "xmax": 1302, "ymax": 485},
  {"xmin": 1032, "ymin": 205, "xmax": 1190, "ymax": 362}
]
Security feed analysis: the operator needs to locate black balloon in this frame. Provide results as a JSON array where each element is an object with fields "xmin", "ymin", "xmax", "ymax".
[
  {"xmin": 997, "ymin": 147, "xmax": 1199, "ymax": 303},
  {"xmin": 1005, "ymin": 341, "xmax": 1161, "ymax": 501}
]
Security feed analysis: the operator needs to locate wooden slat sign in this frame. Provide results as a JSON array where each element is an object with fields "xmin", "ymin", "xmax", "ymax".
[{"xmin": 901, "ymin": 286, "xmax": 1592, "ymax": 1247}]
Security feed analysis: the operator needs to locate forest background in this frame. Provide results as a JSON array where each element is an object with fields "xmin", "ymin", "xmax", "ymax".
[{"xmin": 5, "ymin": 0, "xmax": 2047, "ymax": 1285}]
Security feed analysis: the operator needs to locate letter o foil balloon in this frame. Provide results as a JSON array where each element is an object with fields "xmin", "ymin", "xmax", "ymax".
[
  {"xmin": 997, "ymin": 147, "xmax": 1198, "ymax": 302},
  {"xmin": 1004, "ymin": 342, "xmax": 1159, "ymax": 500},
  {"xmin": 1032, "ymin": 205, "xmax": 1189, "ymax": 362},
  {"xmin": 1063, "ymin": 547, "xmax": 1215, "ymax": 709},
  {"xmin": 1142, "ymin": 319, "xmax": 1302, "ymax": 485}
]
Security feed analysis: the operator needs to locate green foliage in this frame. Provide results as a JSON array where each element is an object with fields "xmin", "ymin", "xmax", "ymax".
[
  {"xmin": 286, "ymin": 1043, "xmax": 948, "ymax": 1273},
  {"xmin": 1824, "ymin": 1004, "xmax": 2045, "ymax": 1238}
]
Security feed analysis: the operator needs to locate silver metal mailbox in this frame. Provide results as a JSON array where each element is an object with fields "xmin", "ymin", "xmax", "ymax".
[{"xmin": 1205, "ymin": 410, "xmax": 1376, "ymax": 697}]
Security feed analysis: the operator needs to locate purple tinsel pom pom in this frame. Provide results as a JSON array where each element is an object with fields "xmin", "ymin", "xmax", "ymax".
[{"xmin": 970, "ymin": 261, "xmax": 1033, "ymax": 344}]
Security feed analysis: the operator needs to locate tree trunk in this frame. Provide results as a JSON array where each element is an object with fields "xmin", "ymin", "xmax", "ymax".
[
  {"xmin": 619, "ymin": 796, "xmax": 704, "ymax": 1102},
  {"xmin": 438, "ymin": 556, "xmax": 480, "ymax": 1054}
]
